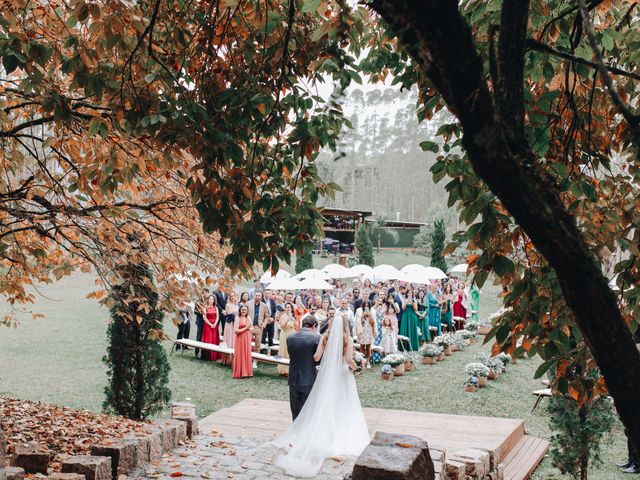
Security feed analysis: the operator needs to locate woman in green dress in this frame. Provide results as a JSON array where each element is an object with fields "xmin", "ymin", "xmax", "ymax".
[
  {"xmin": 440, "ymin": 283, "xmax": 454, "ymax": 333},
  {"xmin": 399, "ymin": 289, "xmax": 421, "ymax": 351},
  {"xmin": 416, "ymin": 289, "xmax": 431, "ymax": 344},
  {"xmin": 469, "ymin": 281, "xmax": 480, "ymax": 322},
  {"xmin": 427, "ymin": 284, "xmax": 442, "ymax": 336}
]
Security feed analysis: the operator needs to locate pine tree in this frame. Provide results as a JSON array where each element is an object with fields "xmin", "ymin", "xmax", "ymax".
[
  {"xmin": 103, "ymin": 261, "xmax": 171, "ymax": 420},
  {"xmin": 356, "ymin": 224, "xmax": 375, "ymax": 266},
  {"xmin": 295, "ymin": 249, "xmax": 314, "ymax": 274},
  {"xmin": 430, "ymin": 218, "xmax": 448, "ymax": 272},
  {"xmin": 547, "ymin": 394, "xmax": 614, "ymax": 480}
]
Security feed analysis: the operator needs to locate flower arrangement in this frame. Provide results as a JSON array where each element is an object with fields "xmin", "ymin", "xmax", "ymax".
[
  {"xmin": 488, "ymin": 356, "xmax": 505, "ymax": 374},
  {"xmin": 465, "ymin": 362, "xmax": 490, "ymax": 377},
  {"xmin": 475, "ymin": 352, "xmax": 491, "ymax": 365},
  {"xmin": 452, "ymin": 332, "xmax": 467, "ymax": 351},
  {"xmin": 457, "ymin": 329, "xmax": 476, "ymax": 340},
  {"xmin": 382, "ymin": 353, "xmax": 405, "ymax": 367},
  {"xmin": 353, "ymin": 352, "xmax": 365, "ymax": 368},
  {"xmin": 421, "ymin": 344, "xmax": 443, "ymax": 357},
  {"xmin": 432, "ymin": 334, "xmax": 451, "ymax": 348},
  {"xmin": 381, "ymin": 364, "xmax": 394, "ymax": 375},
  {"xmin": 496, "ymin": 352, "xmax": 511, "ymax": 367}
]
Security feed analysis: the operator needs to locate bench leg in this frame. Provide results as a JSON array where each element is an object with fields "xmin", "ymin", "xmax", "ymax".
[
  {"xmin": 170, "ymin": 342, "xmax": 176, "ymax": 357},
  {"xmin": 531, "ymin": 395, "xmax": 543, "ymax": 413}
]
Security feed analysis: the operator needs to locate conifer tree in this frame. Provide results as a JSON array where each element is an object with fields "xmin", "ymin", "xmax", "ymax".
[
  {"xmin": 430, "ymin": 219, "xmax": 448, "ymax": 272},
  {"xmin": 103, "ymin": 260, "xmax": 171, "ymax": 420},
  {"xmin": 295, "ymin": 249, "xmax": 314, "ymax": 274},
  {"xmin": 356, "ymin": 224, "xmax": 375, "ymax": 267}
]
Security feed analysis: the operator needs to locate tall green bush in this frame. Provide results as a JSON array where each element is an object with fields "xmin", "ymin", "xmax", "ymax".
[
  {"xmin": 547, "ymin": 394, "xmax": 614, "ymax": 480},
  {"xmin": 103, "ymin": 261, "xmax": 171, "ymax": 420},
  {"xmin": 295, "ymin": 249, "xmax": 314, "ymax": 274},
  {"xmin": 430, "ymin": 218, "xmax": 447, "ymax": 272},
  {"xmin": 356, "ymin": 224, "xmax": 375, "ymax": 266}
]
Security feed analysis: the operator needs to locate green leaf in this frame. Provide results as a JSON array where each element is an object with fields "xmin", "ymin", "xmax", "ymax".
[
  {"xmin": 534, "ymin": 359, "xmax": 555, "ymax": 379},
  {"xmin": 493, "ymin": 255, "xmax": 515, "ymax": 277},
  {"xmin": 2, "ymin": 54, "xmax": 20, "ymax": 74},
  {"xmin": 301, "ymin": 0, "xmax": 321, "ymax": 13},
  {"xmin": 420, "ymin": 140, "xmax": 439, "ymax": 153}
]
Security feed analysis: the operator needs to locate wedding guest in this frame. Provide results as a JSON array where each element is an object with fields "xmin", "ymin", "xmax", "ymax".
[
  {"xmin": 383, "ymin": 293, "xmax": 400, "ymax": 334},
  {"xmin": 381, "ymin": 317, "xmax": 397, "ymax": 355},
  {"xmin": 222, "ymin": 291, "xmax": 239, "ymax": 366},
  {"xmin": 315, "ymin": 298, "xmax": 330, "ymax": 326},
  {"xmin": 262, "ymin": 290, "xmax": 277, "ymax": 348},
  {"xmin": 247, "ymin": 291, "xmax": 268, "ymax": 368},
  {"xmin": 293, "ymin": 295, "xmax": 308, "ymax": 327},
  {"xmin": 201, "ymin": 294, "xmax": 221, "ymax": 361},
  {"xmin": 277, "ymin": 302, "xmax": 297, "ymax": 376},
  {"xmin": 441, "ymin": 283, "xmax": 454, "ymax": 332},
  {"xmin": 232, "ymin": 305, "xmax": 253, "ymax": 379},
  {"xmin": 193, "ymin": 292, "xmax": 207, "ymax": 358},
  {"xmin": 371, "ymin": 296, "xmax": 384, "ymax": 364},
  {"xmin": 320, "ymin": 306, "xmax": 336, "ymax": 334},
  {"xmin": 239, "ymin": 291, "xmax": 250, "ymax": 305},
  {"xmin": 416, "ymin": 289, "xmax": 431, "ymax": 344},
  {"xmin": 337, "ymin": 297, "xmax": 355, "ymax": 335},
  {"xmin": 469, "ymin": 280, "xmax": 480, "ymax": 321},
  {"xmin": 301, "ymin": 303, "xmax": 319, "ymax": 328},
  {"xmin": 452, "ymin": 281, "xmax": 468, "ymax": 331},
  {"xmin": 427, "ymin": 284, "xmax": 442, "ymax": 336},
  {"xmin": 350, "ymin": 287, "xmax": 364, "ymax": 312},
  {"xmin": 248, "ymin": 279, "xmax": 263, "ymax": 300},
  {"xmin": 213, "ymin": 285, "xmax": 228, "ymax": 336},
  {"xmin": 175, "ymin": 300, "xmax": 193, "ymax": 350},
  {"xmin": 400, "ymin": 289, "xmax": 420, "ymax": 351},
  {"xmin": 355, "ymin": 300, "xmax": 374, "ymax": 368}
]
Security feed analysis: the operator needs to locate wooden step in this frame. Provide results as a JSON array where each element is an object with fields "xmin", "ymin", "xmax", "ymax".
[{"xmin": 502, "ymin": 435, "xmax": 549, "ymax": 480}]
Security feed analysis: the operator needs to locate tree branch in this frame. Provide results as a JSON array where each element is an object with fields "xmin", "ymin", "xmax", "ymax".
[{"xmin": 577, "ymin": 0, "xmax": 640, "ymax": 147}]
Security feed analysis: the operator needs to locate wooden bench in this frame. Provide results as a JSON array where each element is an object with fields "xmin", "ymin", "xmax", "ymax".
[
  {"xmin": 531, "ymin": 388, "xmax": 552, "ymax": 412},
  {"xmin": 172, "ymin": 339, "xmax": 289, "ymax": 366}
]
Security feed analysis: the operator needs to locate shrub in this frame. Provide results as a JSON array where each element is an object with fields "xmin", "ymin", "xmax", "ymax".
[
  {"xmin": 103, "ymin": 261, "xmax": 171, "ymax": 420},
  {"xmin": 295, "ymin": 249, "xmax": 314, "ymax": 274},
  {"xmin": 430, "ymin": 218, "xmax": 447, "ymax": 272},
  {"xmin": 548, "ymin": 394, "xmax": 614, "ymax": 480},
  {"xmin": 355, "ymin": 224, "xmax": 375, "ymax": 266}
]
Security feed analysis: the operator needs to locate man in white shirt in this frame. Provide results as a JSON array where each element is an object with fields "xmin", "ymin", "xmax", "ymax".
[{"xmin": 337, "ymin": 298, "xmax": 355, "ymax": 336}]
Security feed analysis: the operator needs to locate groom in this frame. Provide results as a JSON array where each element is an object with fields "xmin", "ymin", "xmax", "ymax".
[{"xmin": 286, "ymin": 315, "xmax": 321, "ymax": 420}]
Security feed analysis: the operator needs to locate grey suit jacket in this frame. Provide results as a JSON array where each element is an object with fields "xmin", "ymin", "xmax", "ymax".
[{"xmin": 287, "ymin": 328, "xmax": 321, "ymax": 387}]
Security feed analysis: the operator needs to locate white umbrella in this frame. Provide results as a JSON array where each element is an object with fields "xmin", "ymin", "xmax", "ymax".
[
  {"xmin": 423, "ymin": 266, "xmax": 448, "ymax": 280},
  {"xmin": 265, "ymin": 277, "xmax": 300, "ymax": 291},
  {"xmin": 260, "ymin": 269, "xmax": 291, "ymax": 284},
  {"xmin": 400, "ymin": 264, "xmax": 429, "ymax": 275},
  {"xmin": 450, "ymin": 263, "xmax": 469, "ymax": 274},
  {"xmin": 298, "ymin": 278, "xmax": 334, "ymax": 290},
  {"xmin": 372, "ymin": 264, "xmax": 401, "ymax": 281},
  {"xmin": 397, "ymin": 272, "xmax": 432, "ymax": 285},
  {"xmin": 292, "ymin": 268, "xmax": 330, "ymax": 281},
  {"xmin": 349, "ymin": 264, "xmax": 374, "ymax": 279},
  {"xmin": 321, "ymin": 263, "xmax": 355, "ymax": 279}
]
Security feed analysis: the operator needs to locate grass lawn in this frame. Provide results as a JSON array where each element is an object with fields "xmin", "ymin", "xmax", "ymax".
[{"xmin": 0, "ymin": 260, "xmax": 630, "ymax": 480}]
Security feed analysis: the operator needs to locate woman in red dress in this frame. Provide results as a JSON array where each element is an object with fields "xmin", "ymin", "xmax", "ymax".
[
  {"xmin": 233, "ymin": 304, "xmax": 254, "ymax": 379},
  {"xmin": 452, "ymin": 281, "xmax": 468, "ymax": 331},
  {"xmin": 201, "ymin": 294, "xmax": 221, "ymax": 361}
]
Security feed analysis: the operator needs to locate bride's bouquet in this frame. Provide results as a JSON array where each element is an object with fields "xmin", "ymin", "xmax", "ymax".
[{"xmin": 353, "ymin": 352, "xmax": 365, "ymax": 374}]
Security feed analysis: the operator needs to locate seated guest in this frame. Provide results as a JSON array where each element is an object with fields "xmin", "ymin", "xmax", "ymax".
[
  {"xmin": 175, "ymin": 300, "xmax": 193, "ymax": 350},
  {"xmin": 232, "ymin": 305, "xmax": 253, "ymax": 379}
]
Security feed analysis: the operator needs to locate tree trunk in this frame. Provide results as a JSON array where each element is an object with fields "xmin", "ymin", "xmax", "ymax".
[
  {"xmin": 370, "ymin": 0, "xmax": 640, "ymax": 452},
  {"xmin": 377, "ymin": 228, "xmax": 381, "ymax": 253}
]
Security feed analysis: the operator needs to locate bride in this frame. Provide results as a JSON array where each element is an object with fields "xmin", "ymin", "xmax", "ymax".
[{"xmin": 273, "ymin": 312, "xmax": 370, "ymax": 477}]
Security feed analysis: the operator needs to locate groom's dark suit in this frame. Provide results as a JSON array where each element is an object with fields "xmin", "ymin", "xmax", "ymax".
[{"xmin": 287, "ymin": 327, "xmax": 321, "ymax": 420}]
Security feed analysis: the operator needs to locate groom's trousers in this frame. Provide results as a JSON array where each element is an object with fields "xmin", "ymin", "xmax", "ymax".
[{"xmin": 289, "ymin": 385, "xmax": 313, "ymax": 420}]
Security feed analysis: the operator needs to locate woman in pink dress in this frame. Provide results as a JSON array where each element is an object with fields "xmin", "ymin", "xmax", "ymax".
[
  {"xmin": 221, "ymin": 290, "xmax": 239, "ymax": 366},
  {"xmin": 201, "ymin": 294, "xmax": 221, "ymax": 361},
  {"xmin": 233, "ymin": 305, "xmax": 254, "ymax": 379},
  {"xmin": 452, "ymin": 281, "xmax": 467, "ymax": 331}
]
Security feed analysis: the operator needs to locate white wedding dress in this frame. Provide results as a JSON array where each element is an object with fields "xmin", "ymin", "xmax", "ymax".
[{"xmin": 273, "ymin": 314, "xmax": 370, "ymax": 477}]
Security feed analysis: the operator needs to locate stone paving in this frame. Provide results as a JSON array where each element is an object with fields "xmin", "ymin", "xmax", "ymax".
[{"xmin": 130, "ymin": 431, "xmax": 354, "ymax": 480}]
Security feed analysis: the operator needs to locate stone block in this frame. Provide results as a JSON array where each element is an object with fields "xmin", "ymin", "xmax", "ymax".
[
  {"xmin": 448, "ymin": 449, "xmax": 490, "ymax": 478},
  {"xmin": 154, "ymin": 420, "xmax": 186, "ymax": 450},
  {"xmin": 139, "ymin": 425, "xmax": 163, "ymax": 461},
  {"xmin": 1, "ymin": 429, "xmax": 7, "ymax": 467},
  {"xmin": 91, "ymin": 441, "xmax": 137, "ymax": 479},
  {"xmin": 49, "ymin": 473, "xmax": 86, "ymax": 480},
  {"xmin": 11, "ymin": 443, "xmax": 50, "ymax": 474},
  {"xmin": 125, "ymin": 434, "xmax": 150, "ymax": 465},
  {"xmin": 443, "ymin": 459, "xmax": 465, "ymax": 480},
  {"xmin": 61, "ymin": 456, "xmax": 111, "ymax": 480},
  {"xmin": 171, "ymin": 403, "xmax": 196, "ymax": 418},
  {"xmin": 352, "ymin": 432, "xmax": 435, "ymax": 480},
  {"xmin": 5, "ymin": 467, "xmax": 25, "ymax": 480},
  {"xmin": 430, "ymin": 448, "xmax": 445, "ymax": 465},
  {"xmin": 172, "ymin": 415, "xmax": 198, "ymax": 439}
]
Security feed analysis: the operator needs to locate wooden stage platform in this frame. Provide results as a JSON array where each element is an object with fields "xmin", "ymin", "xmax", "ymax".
[{"xmin": 199, "ymin": 398, "xmax": 548, "ymax": 480}]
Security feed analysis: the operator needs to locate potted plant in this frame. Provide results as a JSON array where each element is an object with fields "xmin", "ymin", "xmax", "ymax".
[
  {"xmin": 381, "ymin": 364, "xmax": 394, "ymax": 381},
  {"xmin": 496, "ymin": 352, "xmax": 511, "ymax": 369},
  {"xmin": 433, "ymin": 335, "xmax": 452, "ymax": 356},
  {"xmin": 451, "ymin": 332, "xmax": 467, "ymax": 352},
  {"xmin": 487, "ymin": 357, "xmax": 504, "ymax": 380},
  {"xmin": 404, "ymin": 354, "xmax": 417, "ymax": 372},
  {"xmin": 420, "ymin": 344, "xmax": 442, "ymax": 364},
  {"xmin": 458, "ymin": 329, "xmax": 477, "ymax": 345},
  {"xmin": 466, "ymin": 362, "xmax": 490, "ymax": 387},
  {"xmin": 465, "ymin": 376, "xmax": 478, "ymax": 392},
  {"xmin": 383, "ymin": 353, "xmax": 405, "ymax": 376}
]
